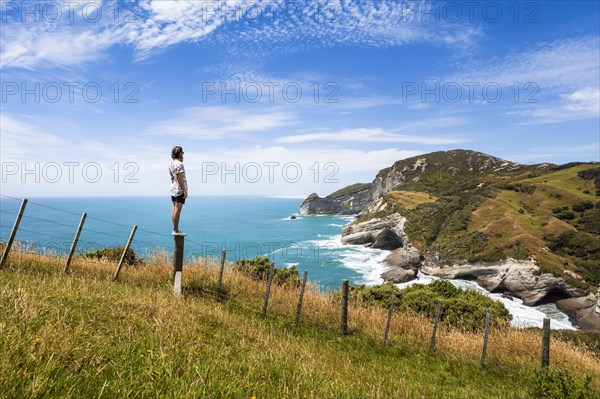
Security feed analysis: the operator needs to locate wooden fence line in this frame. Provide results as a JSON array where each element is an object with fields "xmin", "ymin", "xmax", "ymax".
[
  {"xmin": 383, "ymin": 291, "xmax": 396, "ymax": 345},
  {"xmin": 113, "ymin": 225, "xmax": 138, "ymax": 281},
  {"xmin": 340, "ymin": 279, "xmax": 349, "ymax": 336},
  {"xmin": 262, "ymin": 262, "xmax": 275, "ymax": 317},
  {"xmin": 294, "ymin": 270, "xmax": 308, "ymax": 325},
  {"xmin": 480, "ymin": 307, "xmax": 491, "ymax": 368},
  {"xmin": 217, "ymin": 248, "xmax": 226, "ymax": 290},
  {"xmin": 0, "ymin": 198, "xmax": 28, "ymax": 268},
  {"xmin": 0, "ymin": 197, "xmax": 559, "ymax": 372},
  {"xmin": 541, "ymin": 318, "xmax": 551, "ymax": 370},
  {"xmin": 64, "ymin": 212, "xmax": 87, "ymax": 273},
  {"xmin": 429, "ymin": 299, "xmax": 442, "ymax": 352}
]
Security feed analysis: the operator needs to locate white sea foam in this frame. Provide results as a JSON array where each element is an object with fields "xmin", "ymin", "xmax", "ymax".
[
  {"xmin": 335, "ymin": 243, "xmax": 389, "ymax": 285},
  {"xmin": 298, "ymin": 234, "xmax": 342, "ymax": 247},
  {"xmin": 396, "ymin": 272, "xmax": 577, "ymax": 330}
]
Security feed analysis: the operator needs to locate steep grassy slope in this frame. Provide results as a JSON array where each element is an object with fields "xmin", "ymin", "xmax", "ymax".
[
  {"xmin": 350, "ymin": 150, "xmax": 599, "ymax": 291},
  {"xmin": 1, "ymin": 252, "xmax": 599, "ymax": 398},
  {"xmin": 467, "ymin": 165, "xmax": 599, "ymax": 287}
]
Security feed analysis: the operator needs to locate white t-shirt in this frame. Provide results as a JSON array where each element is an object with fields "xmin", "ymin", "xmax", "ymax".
[{"xmin": 169, "ymin": 159, "xmax": 187, "ymax": 196}]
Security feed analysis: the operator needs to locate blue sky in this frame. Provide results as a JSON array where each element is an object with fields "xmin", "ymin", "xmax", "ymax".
[{"xmin": 1, "ymin": 0, "xmax": 599, "ymax": 197}]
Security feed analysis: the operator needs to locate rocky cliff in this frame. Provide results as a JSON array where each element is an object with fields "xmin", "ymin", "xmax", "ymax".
[
  {"xmin": 341, "ymin": 205, "xmax": 599, "ymax": 329},
  {"xmin": 301, "ymin": 149, "xmax": 535, "ymax": 215},
  {"xmin": 301, "ymin": 149, "xmax": 600, "ymax": 330},
  {"xmin": 299, "ymin": 183, "xmax": 372, "ymax": 215},
  {"xmin": 371, "ymin": 149, "xmax": 524, "ymax": 198}
]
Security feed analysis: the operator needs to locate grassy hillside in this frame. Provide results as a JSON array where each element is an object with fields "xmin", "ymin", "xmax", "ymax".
[
  {"xmin": 468, "ymin": 165, "xmax": 599, "ymax": 286},
  {"xmin": 328, "ymin": 182, "xmax": 372, "ymax": 199},
  {"xmin": 1, "ymin": 250, "xmax": 599, "ymax": 398},
  {"xmin": 355, "ymin": 151, "xmax": 599, "ymax": 291}
]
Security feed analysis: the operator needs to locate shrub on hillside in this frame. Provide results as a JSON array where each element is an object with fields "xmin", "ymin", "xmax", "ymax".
[
  {"xmin": 578, "ymin": 209, "xmax": 600, "ymax": 235},
  {"xmin": 556, "ymin": 210, "xmax": 577, "ymax": 221},
  {"xmin": 349, "ymin": 280, "xmax": 511, "ymax": 331},
  {"xmin": 577, "ymin": 167, "xmax": 600, "ymax": 196},
  {"xmin": 529, "ymin": 368, "xmax": 593, "ymax": 399},
  {"xmin": 544, "ymin": 231, "xmax": 600, "ymax": 261},
  {"xmin": 349, "ymin": 282, "xmax": 402, "ymax": 308},
  {"xmin": 232, "ymin": 256, "xmax": 302, "ymax": 286},
  {"xmin": 572, "ymin": 201, "xmax": 594, "ymax": 213},
  {"xmin": 575, "ymin": 261, "xmax": 600, "ymax": 286},
  {"xmin": 85, "ymin": 246, "xmax": 140, "ymax": 265},
  {"xmin": 503, "ymin": 183, "xmax": 536, "ymax": 194}
]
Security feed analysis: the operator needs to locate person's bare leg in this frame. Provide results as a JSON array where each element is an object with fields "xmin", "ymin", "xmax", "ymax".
[{"xmin": 172, "ymin": 202, "xmax": 183, "ymax": 232}]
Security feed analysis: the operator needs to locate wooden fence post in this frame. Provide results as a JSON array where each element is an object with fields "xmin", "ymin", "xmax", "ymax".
[
  {"xmin": 262, "ymin": 262, "xmax": 275, "ymax": 317},
  {"xmin": 383, "ymin": 290, "xmax": 396, "ymax": 345},
  {"xmin": 429, "ymin": 299, "xmax": 442, "ymax": 353},
  {"xmin": 294, "ymin": 270, "xmax": 308, "ymax": 325},
  {"xmin": 541, "ymin": 318, "xmax": 550, "ymax": 370},
  {"xmin": 174, "ymin": 268, "xmax": 183, "ymax": 296},
  {"xmin": 480, "ymin": 307, "xmax": 491, "ymax": 368},
  {"xmin": 217, "ymin": 248, "xmax": 226, "ymax": 290},
  {"xmin": 340, "ymin": 279, "xmax": 349, "ymax": 336},
  {"xmin": 113, "ymin": 225, "xmax": 137, "ymax": 281},
  {"xmin": 64, "ymin": 212, "xmax": 86, "ymax": 273},
  {"xmin": 0, "ymin": 198, "xmax": 28, "ymax": 268},
  {"xmin": 172, "ymin": 235, "xmax": 185, "ymax": 296}
]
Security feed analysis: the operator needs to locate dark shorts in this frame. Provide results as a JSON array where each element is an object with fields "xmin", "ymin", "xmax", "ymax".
[{"xmin": 171, "ymin": 194, "xmax": 186, "ymax": 204}]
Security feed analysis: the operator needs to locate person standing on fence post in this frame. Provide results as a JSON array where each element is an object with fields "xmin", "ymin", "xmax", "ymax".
[{"xmin": 169, "ymin": 146, "xmax": 188, "ymax": 236}]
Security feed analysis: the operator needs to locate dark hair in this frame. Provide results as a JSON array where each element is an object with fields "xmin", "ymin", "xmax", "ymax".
[{"xmin": 171, "ymin": 146, "xmax": 184, "ymax": 159}]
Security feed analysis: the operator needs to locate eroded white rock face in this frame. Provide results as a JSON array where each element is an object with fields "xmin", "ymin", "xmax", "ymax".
[
  {"xmin": 556, "ymin": 294, "xmax": 600, "ymax": 330},
  {"xmin": 563, "ymin": 270, "xmax": 581, "ymax": 280},
  {"xmin": 340, "ymin": 205, "xmax": 596, "ymax": 328},
  {"xmin": 342, "ymin": 212, "xmax": 422, "ymax": 283},
  {"xmin": 341, "ymin": 213, "xmax": 407, "ymax": 250},
  {"xmin": 421, "ymin": 258, "xmax": 586, "ymax": 306}
]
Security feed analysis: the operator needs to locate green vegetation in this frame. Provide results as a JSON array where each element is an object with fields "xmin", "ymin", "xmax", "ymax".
[
  {"xmin": 349, "ymin": 280, "xmax": 511, "ymax": 331},
  {"xmin": 85, "ymin": 245, "xmax": 140, "ymax": 265},
  {"xmin": 554, "ymin": 330, "xmax": 600, "ymax": 354},
  {"xmin": 384, "ymin": 190, "xmax": 437, "ymax": 210},
  {"xmin": 2, "ymin": 251, "xmax": 599, "ymax": 398},
  {"xmin": 503, "ymin": 182, "xmax": 537, "ymax": 194},
  {"xmin": 577, "ymin": 167, "xmax": 600, "ymax": 196},
  {"xmin": 357, "ymin": 152, "xmax": 599, "ymax": 291},
  {"xmin": 529, "ymin": 368, "xmax": 594, "ymax": 399},
  {"xmin": 353, "ymin": 190, "xmax": 438, "ymax": 225},
  {"xmin": 328, "ymin": 182, "xmax": 371, "ymax": 199},
  {"xmin": 232, "ymin": 256, "xmax": 302, "ymax": 286}
]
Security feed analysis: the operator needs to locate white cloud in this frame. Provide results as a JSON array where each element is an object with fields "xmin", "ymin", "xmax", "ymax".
[
  {"xmin": 0, "ymin": 24, "xmax": 119, "ymax": 69},
  {"xmin": 211, "ymin": 0, "xmax": 482, "ymax": 55},
  {"xmin": 178, "ymin": 145, "xmax": 424, "ymax": 196},
  {"xmin": 563, "ymin": 87, "xmax": 600, "ymax": 114},
  {"xmin": 277, "ymin": 128, "xmax": 465, "ymax": 145},
  {"xmin": 1, "ymin": 0, "xmax": 482, "ymax": 69},
  {"xmin": 1, "ymin": 125, "xmax": 426, "ymax": 196},
  {"xmin": 506, "ymin": 143, "xmax": 600, "ymax": 162},
  {"xmin": 144, "ymin": 105, "xmax": 298, "ymax": 139},
  {"xmin": 443, "ymin": 36, "xmax": 600, "ymax": 124},
  {"xmin": 448, "ymin": 36, "xmax": 600, "ymax": 89},
  {"xmin": 277, "ymin": 117, "xmax": 469, "ymax": 144},
  {"xmin": 0, "ymin": 114, "xmax": 163, "ymax": 163},
  {"xmin": 510, "ymin": 87, "xmax": 600, "ymax": 125},
  {"xmin": 0, "ymin": 114, "xmax": 64, "ymax": 160}
]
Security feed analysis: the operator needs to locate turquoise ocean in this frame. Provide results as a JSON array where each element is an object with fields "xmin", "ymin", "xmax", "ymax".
[{"xmin": 0, "ymin": 195, "xmax": 577, "ymax": 329}]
